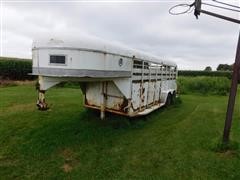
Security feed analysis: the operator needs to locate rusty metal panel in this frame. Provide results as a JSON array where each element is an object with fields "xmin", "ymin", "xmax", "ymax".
[
  {"xmin": 132, "ymin": 82, "xmax": 141, "ymax": 110},
  {"xmin": 147, "ymin": 81, "xmax": 155, "ymax": 105},
  {"xmin": 155, "ymin": 80, "xmax": 161, "ymax": 102},
  {"xmin": 85, "ymin": 81, "xmax": 128, "ymax": 113},
  {"xmin": 142, "ymin": 82, "xmax": 148, "ymax": 107},
  {"xmin": 85, "ymin": 82, "xmax": 101, "ymax": 107},
  {"xmin": 105, "ymin": 82, "xmax": 125, "ymax": 111}
]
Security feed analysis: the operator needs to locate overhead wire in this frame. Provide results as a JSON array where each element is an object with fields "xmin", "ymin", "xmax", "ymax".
[
  {"xmin": 169, "ymin": 0, "xmax": 240, "ymax": 15},
  {"xmin": 211, "ymin": 0, "xmax": 240, "ymax": 9},
  {"xmin": 202, "ymin": 2, "xmax": 240, "ymax": 13}
]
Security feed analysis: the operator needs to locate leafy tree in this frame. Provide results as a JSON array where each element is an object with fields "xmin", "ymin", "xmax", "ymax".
[
  {"xmin": 217, "ymin": 64, "xmax": 232, "ymax": 71},
  {"xmin": 204, "ymin": 66, "xmax": 212, "ymax": 71}
]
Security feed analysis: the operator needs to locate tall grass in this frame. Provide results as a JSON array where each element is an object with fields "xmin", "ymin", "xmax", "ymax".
[
  {"xmin": 177, "ymin": 76, "xmax": 231, "ymax": 95},
  {"xmin": 0, "ymin": 57, "xmax": 33, "ymax": 80},
  {"xmin": 178, "ymin": 70, "xmax": 232, "ymax": 79}
]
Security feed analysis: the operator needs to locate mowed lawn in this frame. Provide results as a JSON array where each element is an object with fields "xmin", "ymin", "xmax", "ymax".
[{"xmin": 0, "ymin": 85, "xmax": 240, "ymax": 179}]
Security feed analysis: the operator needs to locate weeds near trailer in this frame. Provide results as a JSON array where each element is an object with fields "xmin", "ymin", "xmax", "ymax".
[
  {"xmin": 0, "ymin": 57, "xmax": 33, "ymax": 80},
  {"xmin": 214, "ymin": 140, "xmax": 239, "ymax": 153},
  {"xmin": 178, "ymin": 76, "xmax": 230, "ymax": 95},
  {"xmin": 178, "ymin": 70, "xmax": 232, "ymax": 79},
  {"xmin": 172, "ymin": 96, "xmax": 182, "ymax": 107},
  {"xmin": 210, "ymin": 139, "xmax": 240, "ymax": 159}
]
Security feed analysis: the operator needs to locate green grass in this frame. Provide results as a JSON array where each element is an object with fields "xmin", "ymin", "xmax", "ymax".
[{"xmin": 1, "ymin": 85, "xmax": 240, "ymax": 179}]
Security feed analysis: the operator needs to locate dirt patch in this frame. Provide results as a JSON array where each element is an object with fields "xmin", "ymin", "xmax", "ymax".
[
  {"xmin": 61, "ymin": 148, "xmax": 73, "ymax": 161},
  {"xmin": 0, "ymin": 154, "xmax": 18, "ymax": 167},
  {"xmin": 0, "ymin": 79, "xmax": 35, "ymax": 87},
  {"xmin": 217, "ymin": 150, "xmax": 237, "ymax": 158},
  {"xmin": 62, "ymin": 163, "xmax": 73, "ymax": 173},
  {"xmin": 59, "ymin": 148, "xmax": 77, "ymax": 173},
  {"xmin": 1, "ymin": 103, "xmax": 35, "ymax": 113}
]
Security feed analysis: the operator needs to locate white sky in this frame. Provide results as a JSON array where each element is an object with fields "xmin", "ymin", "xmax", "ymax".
[{"xmin": 1, "ymin": 0, "xmax": 240, "ymax": 70}]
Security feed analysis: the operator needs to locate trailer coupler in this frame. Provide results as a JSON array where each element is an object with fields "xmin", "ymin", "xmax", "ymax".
[{"xmin": 37, "ymin": 90, "xmax": 48, "ymax": 110}]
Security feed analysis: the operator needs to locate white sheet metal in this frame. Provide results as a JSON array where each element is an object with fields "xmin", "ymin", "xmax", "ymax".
[
  {"xmin": 33, "ymin": 36, "xmax": 177, "ymax": 117},
  {"xmin": 33, "ymin": 36, "xmax": 176, "ymax": 66}
]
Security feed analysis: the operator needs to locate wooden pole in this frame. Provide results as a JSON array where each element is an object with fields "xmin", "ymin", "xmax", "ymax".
[
  {"xmin": 222, "ymin": 31, "xmax": 240, "ymax": 144},
  {"xmin": 193, "ymin": 0, "xmax": 240, "ymax": 144}
]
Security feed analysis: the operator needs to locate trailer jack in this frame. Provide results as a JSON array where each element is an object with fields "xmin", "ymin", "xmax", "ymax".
[{"xmin": 37, "ymin": 90, "xmax": 48, "ymax": 110}]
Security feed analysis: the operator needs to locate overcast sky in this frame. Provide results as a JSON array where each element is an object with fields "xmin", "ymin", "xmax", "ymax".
[{"xmin": 1, "ymin": 0, "xmax": 239, "ymax": 70}]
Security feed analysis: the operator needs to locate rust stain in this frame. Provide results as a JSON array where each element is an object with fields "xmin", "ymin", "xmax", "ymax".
[
  {"xmin": 84, "ymin": 104, "xmax": 129, "ymax": 116},
  {"xmin": 119, "ymin": 98, "xmax": 128, "ymax": 112}
]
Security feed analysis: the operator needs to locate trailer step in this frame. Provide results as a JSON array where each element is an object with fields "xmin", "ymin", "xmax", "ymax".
[{"xmin": 137, "ymin": 103, "xmax": 165, "ymax": 116}]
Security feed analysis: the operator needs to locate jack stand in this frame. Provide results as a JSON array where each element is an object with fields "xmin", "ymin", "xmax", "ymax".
[
  {"xmin": 36, "ymin": 90, "xmax": 48, "ymax": 110},
  {"xmin": 100, "ymin": 82, "xmax": 107, "ymax": 120}
]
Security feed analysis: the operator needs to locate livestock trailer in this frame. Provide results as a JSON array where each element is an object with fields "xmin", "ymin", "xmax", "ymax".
[{"xmin": 32, "ymin": 37, "xmax": 177, "ymax": 119}]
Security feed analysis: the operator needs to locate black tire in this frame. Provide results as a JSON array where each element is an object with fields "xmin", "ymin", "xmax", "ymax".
[
  {"xmin": 171, "ymin": 91, "xmax": 176, "ymax": 104},
  {"xmin": 165, "ymin": 93, "xmax": 172, "ymax": 107}
]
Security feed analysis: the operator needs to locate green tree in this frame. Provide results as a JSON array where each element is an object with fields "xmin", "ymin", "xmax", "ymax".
[
  {"xmin": 204, "ymin": 66, "xmax": 212, "ymax": 71},
  {"xmin": 217, "ymin": 64, "xmax": 232, "ymax": 71}
]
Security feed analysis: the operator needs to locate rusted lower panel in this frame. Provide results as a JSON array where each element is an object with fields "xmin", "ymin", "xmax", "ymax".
[
  {"xmin": 85, "ymin": 81, "xmax": 129, "ymax": 115},
  {"xmin": 84, "ymin": 104, "xmax": 131, "ymax": 116},
  {"xmin": 85, "ymin": 95, "xmax": 129, "ymax": 113}
]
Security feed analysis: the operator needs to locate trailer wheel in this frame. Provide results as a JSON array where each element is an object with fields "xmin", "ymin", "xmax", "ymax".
[
  {"xmin": 165, "ymin": 93, "xmax": 172, "ymax": 107},
  {"xmin": 171, "ymin": 91, "xmax": 176, "ymax": 104}
]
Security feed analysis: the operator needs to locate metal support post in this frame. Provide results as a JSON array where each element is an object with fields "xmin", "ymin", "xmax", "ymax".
[
  {"xmin": 222, "ymin": 31, "xmax": 240, "ymax": 144},
  {"xmin": 100, "ymin": 82, "xmax": 107, "ymax": 120}
]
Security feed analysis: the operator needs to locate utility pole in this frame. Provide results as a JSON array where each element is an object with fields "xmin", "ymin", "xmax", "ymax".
[
  {"xmin": 194, "ymin": 0, "xmax": 240, "ymax": 24},
  {"xmin": 222, "ymin": 32, "xmax": 240, "ymax": 144},
  {"xmin": 194, "ymin": 0, "xmax": 240, "ymax": 144},
  {"xmin": 170, "ymin": 0, "xmax": 240, "ymax": 144}
]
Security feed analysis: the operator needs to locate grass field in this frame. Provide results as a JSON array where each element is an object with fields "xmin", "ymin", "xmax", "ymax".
[{"xmin": 1, "ymin": 85, "xmax": 240, "ymax": 179}]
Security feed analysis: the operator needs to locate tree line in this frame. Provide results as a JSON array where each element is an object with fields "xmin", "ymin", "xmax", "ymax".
[{"xmin": 204, "ymin": 64, "xmax": 233, "ymax": 71}]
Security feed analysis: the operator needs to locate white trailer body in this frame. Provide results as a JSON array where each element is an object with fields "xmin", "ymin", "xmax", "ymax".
[{"xmin": 32, "ymin": 37, "xmax": 177, "ymax": 118}]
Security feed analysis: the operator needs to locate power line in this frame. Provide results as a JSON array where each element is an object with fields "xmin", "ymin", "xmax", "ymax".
[
  {"xmin": 203, "ymin": 2, "xmax": 240, "ymax": 13},
  {"xmin": 212, "ymin": 0, "xmax": 240, "ymax": 9},
  {"xmin": 169, "ymin": 1, "xmax": 240, "ymax": 16},
  {"xmin": 169, "ymin": 0, "xmax": 240, "ymax": 24},
  {"xmin": 169, "ymin": 0, "xmax": 240, "ymax": 145}
]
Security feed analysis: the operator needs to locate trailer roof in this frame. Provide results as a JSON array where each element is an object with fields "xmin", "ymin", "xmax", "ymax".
[{"xmin": 33, "ymin": 36, "xmax": 177, "ymax": 67}]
